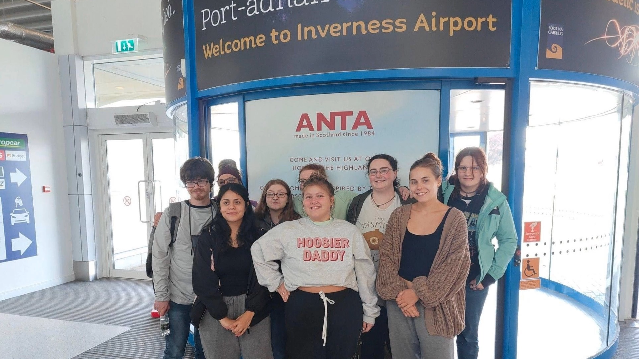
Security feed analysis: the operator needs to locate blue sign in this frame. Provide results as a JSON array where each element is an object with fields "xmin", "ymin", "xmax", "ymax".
[{"xmin": 0, "ymin": 133, "xmax": 37, "ymax": 263}]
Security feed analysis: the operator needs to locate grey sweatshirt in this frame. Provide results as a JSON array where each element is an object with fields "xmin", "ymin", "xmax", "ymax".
[
  {"xmin": 152, "ymin": 201, "xmax": 215, "ymax": 305},
  {"xmin": 251, "ymin": 217, "xmax": 380, "ymax": 324}
]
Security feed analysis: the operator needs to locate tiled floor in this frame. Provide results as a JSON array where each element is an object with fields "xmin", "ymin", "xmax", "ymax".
[{"xmin": 0, "ymin": 278, "xmax": 636, "ymax": 359}]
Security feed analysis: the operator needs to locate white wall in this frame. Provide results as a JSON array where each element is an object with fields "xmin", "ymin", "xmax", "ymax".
[
  {"xmin": 74, "ymin": 0, "xmax": 163, "ymax": 57},
  {"xmin": 0, "ymin": 40, "xmax": 75, "ymax": 300}
]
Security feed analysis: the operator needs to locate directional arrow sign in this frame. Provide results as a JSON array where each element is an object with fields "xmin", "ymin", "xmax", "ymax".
[
  {"xmin": 11, "ymin": 232, "xmax": 32, "ymax": 255},
  {"xmin": 10, "ymin": 168, "xmax": 27, "ymax": 187}
]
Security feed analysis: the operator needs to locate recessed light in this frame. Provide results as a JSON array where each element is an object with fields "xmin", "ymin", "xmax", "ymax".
[{"xmin": 115, "ymin": 86, "xmax": 124, "ymax": 90}]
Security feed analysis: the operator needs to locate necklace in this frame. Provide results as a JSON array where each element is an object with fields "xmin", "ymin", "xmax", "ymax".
[
  {"xmin": 371, "ymin": 193, "xmax": 396, "ymax": 208},
  {"xmin": 460, "ymin": 189, "xmax": 478, "ymax": 197}
]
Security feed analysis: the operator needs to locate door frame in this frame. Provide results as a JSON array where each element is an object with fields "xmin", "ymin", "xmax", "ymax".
[{"xmin": 96, "ymin": 132, "xmax": 174, "ymax": 279}]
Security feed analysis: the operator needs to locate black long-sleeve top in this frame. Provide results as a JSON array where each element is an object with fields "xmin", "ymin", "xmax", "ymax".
[{"xmin": 191, "ymin": 222, "xmax": 271, "ymax": 327}]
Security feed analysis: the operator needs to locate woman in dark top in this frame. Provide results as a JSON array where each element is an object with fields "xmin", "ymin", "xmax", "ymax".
[
  {"xmin": 345, "ymin": 154, "xmax": 414, "ymax": 359},
  {"xmin": 191, "ymin": 183, "xmax": 272, "ymax": 359},
  {"xmin": 376, "ymin": 153, "xmax": 470, "ymax": 359},
  {"xmin": 254, "ymin": 179, "xmax": 300, "ymax": 358}
]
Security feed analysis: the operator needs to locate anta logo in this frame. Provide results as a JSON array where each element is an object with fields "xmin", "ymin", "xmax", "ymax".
[{"xmin": 295, "ymin": 110, "xmax": 373, "ymax": 132}]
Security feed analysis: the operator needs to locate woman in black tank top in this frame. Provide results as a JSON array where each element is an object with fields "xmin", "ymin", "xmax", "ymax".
[{"xmin": 377, "ymin": 153, "xmax": 470, "ymax": 359}]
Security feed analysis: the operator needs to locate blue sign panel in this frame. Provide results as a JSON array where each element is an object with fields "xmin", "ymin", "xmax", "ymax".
[{"xmin": 0, "ymin": 133, "xmax": 37, "ymax": 263}]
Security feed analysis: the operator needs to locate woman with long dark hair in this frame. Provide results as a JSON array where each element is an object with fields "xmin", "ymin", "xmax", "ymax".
[
  {"xmin": 191, "ymin": 183, "xmax": 272, "ymax": 359},
  {"xmin": 443, "ymin": 147, "xmax": 517, "ymax": 359},
  {"xmin": 252, "ymin": 174, "xmax": 379, "ymax": 358},
  {"xmin": 254, "ymin": 179, "xmax": 300, "ymax": 358},
  {"xmin": 377, "ymin": 153, "xmax": 470, "ymax": 359}
]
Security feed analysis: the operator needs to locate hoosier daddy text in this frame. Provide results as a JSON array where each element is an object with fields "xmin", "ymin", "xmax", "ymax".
[{"xmin": 297, "ymin": 237, "xmax": 350, "ymax": 262}]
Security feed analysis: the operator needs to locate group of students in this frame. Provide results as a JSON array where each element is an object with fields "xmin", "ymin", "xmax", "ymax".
[{"xmin": 151, "ymin": 147, "xmax": 517, "ymax": 359}]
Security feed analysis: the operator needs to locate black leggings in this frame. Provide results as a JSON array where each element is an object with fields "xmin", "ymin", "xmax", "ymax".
[{"xmin": 285, "ymin": 288, "xmax": 362, "ymax": 359}]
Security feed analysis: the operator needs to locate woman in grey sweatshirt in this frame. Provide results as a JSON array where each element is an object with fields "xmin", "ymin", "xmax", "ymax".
[{"xmin": 251, "ymin": 175, "xmax": 380, "ymax": 358}]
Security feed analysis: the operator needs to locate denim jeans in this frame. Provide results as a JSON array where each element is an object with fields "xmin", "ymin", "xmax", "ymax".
[
  {"xmin": 270, "ymin": 299, "xmax": 286, "ymax": 358},
  {"xmin": 164, "ymin": 301, "xmax": 205, "ymax": 359},
  {"xmin": 456, "ymin": 285, "xmax": 490, "ymax": 359}
]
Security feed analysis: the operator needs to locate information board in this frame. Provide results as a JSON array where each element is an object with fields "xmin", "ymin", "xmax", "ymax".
[
  {"xmin": 245, "ymin": 90, "xmax": 440, "ymax": 201},
  {"xmin": 0, "ymin": 133, "xmax": 37, "ymax": 263}
]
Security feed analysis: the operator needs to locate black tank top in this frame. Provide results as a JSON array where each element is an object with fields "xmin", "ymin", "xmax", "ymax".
[{"xmin": 398, "ymin": 208, "xmax": 452, "ymax": 281}]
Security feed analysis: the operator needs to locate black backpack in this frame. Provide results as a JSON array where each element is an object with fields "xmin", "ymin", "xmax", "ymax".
[{"xmin": 146, "ymin": 202, "xmax": 182, "ymax": 279}]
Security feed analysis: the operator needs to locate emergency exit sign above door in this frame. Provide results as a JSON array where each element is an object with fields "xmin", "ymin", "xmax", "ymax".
[{"xmin": 113, "ymin": 38, "xmax": 139, "ymax": 54}]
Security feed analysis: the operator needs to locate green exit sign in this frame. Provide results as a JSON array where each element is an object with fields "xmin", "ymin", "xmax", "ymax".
[{"xmin": 113, "ymin": 38, "xmax": 139, "ymax": 54}]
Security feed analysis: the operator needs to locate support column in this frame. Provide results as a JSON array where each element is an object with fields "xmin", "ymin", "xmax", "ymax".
[{"xmin": 52, "ymin": 0, "xmax": 97, "ymax": 281}]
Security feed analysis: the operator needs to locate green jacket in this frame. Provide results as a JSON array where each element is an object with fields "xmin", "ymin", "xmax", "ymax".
[{"xmin": 443, "ymin": 181, "xmax": 518, "ymax": 284}]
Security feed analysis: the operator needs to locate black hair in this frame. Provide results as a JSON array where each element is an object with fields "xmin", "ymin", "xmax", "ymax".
[
  {"xmin": 211, "ymin": 183, "xmax": 260, "ymax": 251},
  {"xmin": 366, "ymin": 154, "xmax": 400, "ymax": 188}
]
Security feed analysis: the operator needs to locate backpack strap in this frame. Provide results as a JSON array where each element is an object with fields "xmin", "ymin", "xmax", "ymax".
[{"xmin": 168, "ymin": 201, "xmax": 183, "ymax": 248}]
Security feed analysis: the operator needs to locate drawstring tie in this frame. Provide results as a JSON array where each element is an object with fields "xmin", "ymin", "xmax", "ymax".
[{"xmin": 318, "ymin": 291, "xmax": 335, "ymax": 346}]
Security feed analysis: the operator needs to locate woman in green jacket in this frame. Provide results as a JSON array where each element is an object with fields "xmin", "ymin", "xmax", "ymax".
[{"xmin": 443, "ymin": 147, "xmax": 518, "ymax": 359}]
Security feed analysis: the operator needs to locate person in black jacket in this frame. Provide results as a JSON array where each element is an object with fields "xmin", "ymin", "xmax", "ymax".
[
  {"xmin": 346, "ymin": 154, "xmax": 414, "ymax": 359},
  {"xmin": 191, "ymin": 183, "xmax": 272, "ymax": 359}
]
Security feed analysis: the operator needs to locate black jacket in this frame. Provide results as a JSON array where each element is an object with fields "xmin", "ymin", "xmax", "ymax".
[
  {"xmin": 190, "ymin": 222, "xmax": 271, "ymax": 328},
  {"xmin": 346, "ymin": 188, "xmax": 416, "ymax": 225}
]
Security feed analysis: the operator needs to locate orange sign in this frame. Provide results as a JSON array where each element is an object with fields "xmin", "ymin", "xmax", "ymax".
[
  {"xmin": 524, "ymin": 221, "xmax": 541, "ymax": 242},
  {"xmin": 520, "ymin": 279, "xmax": 541, "ymax": 290},
  {"xmin": 521, "ymin": 257, "xmax": 539, "ymax": 279}
]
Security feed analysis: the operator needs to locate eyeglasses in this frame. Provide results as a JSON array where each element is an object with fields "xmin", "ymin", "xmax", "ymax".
[
  {"xmin": 298, "ymin": 178, "xmax": 308, "ymax": 184},
  {"xmin": 368, "ymin": 167, "xmax": 392, "ymax": 177},
  {"xmin": 185, "ymin": 179, "xmax": 209, "ymax": 188},
  {"xmin": 218, "ymin": 176, "xmax": 238, "ymax": 186},
  {"xmin": 266, "ymin": 192, "xmax": 287, "ymax": 199},
  {"xmin": 456, "ymin": 166, "xmax": 481, "ymax": 173}
]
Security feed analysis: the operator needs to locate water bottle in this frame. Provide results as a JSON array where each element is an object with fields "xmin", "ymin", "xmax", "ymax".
[{"xmin": 160, "ymin": 314, "xmax": 170, "ymax": 337}]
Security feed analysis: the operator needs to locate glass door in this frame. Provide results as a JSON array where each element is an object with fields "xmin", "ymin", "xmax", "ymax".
[{"xmin": 99, "ymin": 133, "xmax": 182, "ymax": 279}]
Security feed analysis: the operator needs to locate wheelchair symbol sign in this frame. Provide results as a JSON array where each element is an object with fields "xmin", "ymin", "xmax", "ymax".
[{"xmin": 521, "ymin": 257, "xmax": 540, "ymax": 279}]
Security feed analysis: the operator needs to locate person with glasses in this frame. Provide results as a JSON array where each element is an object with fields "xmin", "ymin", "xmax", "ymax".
[
  {"xmin": 152, "ymin": 157, "xmax": 216, "ymax": 359},
  {"xmin": 217, "ymin": 159, "xmax": 258, "ymax": 208},
  {"xmin": 345, "ymin": 154, "xmax": 415, "ymax": 358},
  {"xmin": 376, "ymin": 153, "xmax": 470, "ymax": 359},
  {"xmin": 254, "ymin": 179, "xmax": 301, "ymax": 358},
  {"xmin": 252, "ymin": 174, "xmax": 379, "ymax": 358},
  {"xmin": 191, "ymin": 183, "xmax": 273, "ymax": 359},
  {"xmin": 217, "ymin": 159, "xmax": 242, "ymax": 188},
  {"xmin": 443, "ymin": 147, "xmax": 517, "ymax": 359}
]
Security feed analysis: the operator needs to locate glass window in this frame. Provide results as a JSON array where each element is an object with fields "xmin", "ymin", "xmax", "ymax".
[
  {"xmin": 450, "ymin": 89, "xmax": 505, "ymax": 132},
  {"xmin": 519, "ymin": 81, "xmax": 629, "ymax": 358},
  {"xmin": 172, "ymin": 103, "xmax": 190, "ymax": 202},
  {"xmin": 210, "ymin": 102, "xmax": 240, "ymax": 193},
  {"xmin": 88, "ymin": 56, "xmax": 165, "ymax": 108}
]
